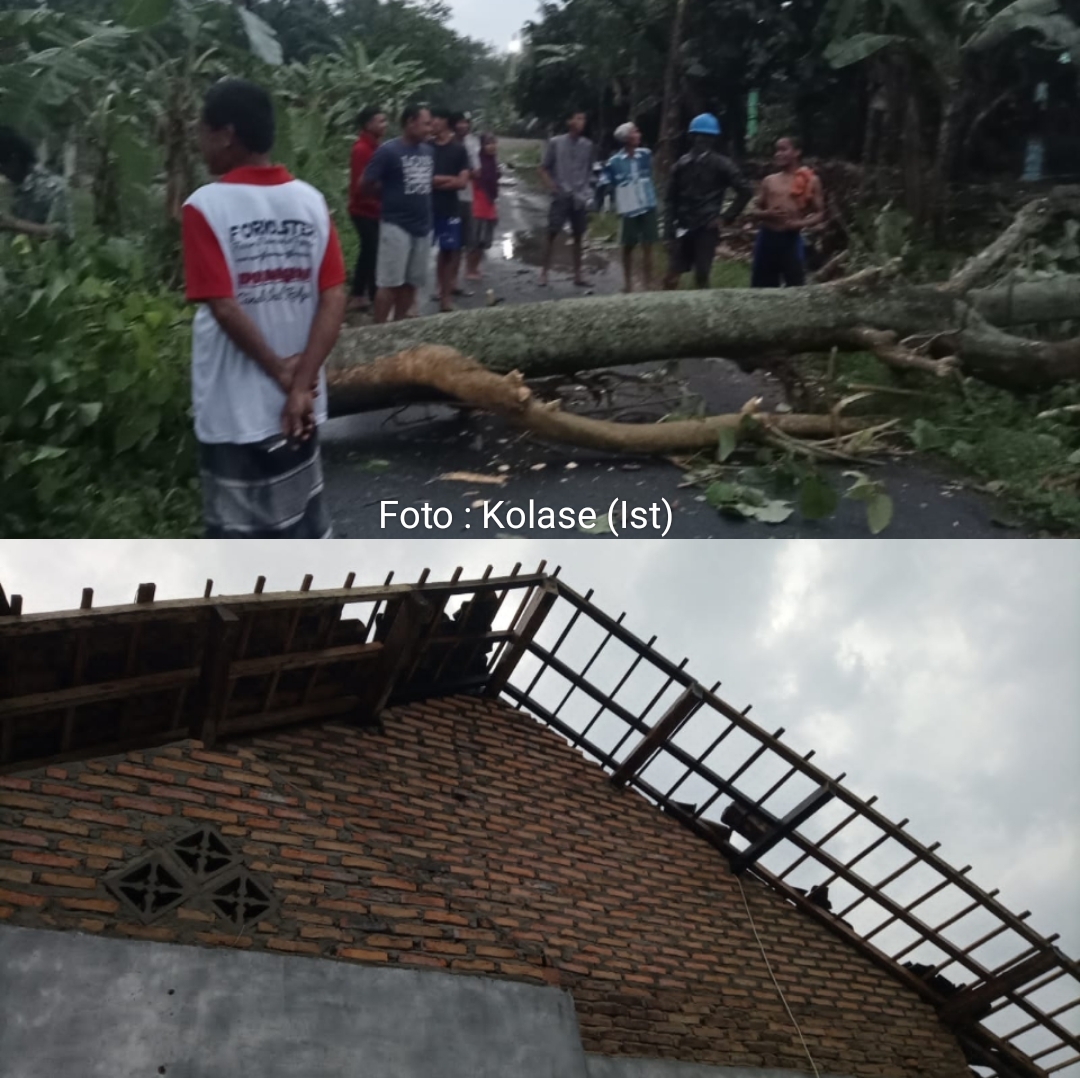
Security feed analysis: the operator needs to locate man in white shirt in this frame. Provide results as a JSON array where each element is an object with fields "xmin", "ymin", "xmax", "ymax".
[
  {"xmin": 182, "ymin": 79, "xmax": 346, "ymax": 538},
  {"xmin": 601, "ymin": 122, "xmax": 659, "ymax": 292}
]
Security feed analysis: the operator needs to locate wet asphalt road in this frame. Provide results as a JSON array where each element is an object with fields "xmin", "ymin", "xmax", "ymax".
[{"xmin": 321, "ymin": 170, "xmax": 1027, "ymax": 540}]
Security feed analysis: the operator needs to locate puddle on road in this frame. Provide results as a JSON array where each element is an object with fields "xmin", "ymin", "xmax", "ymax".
[{"xmin": 500, "ymin": 229, "xmax": 612, "ymax": 273}]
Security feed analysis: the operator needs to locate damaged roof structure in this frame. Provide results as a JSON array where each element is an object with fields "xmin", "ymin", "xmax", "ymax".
[{"xmin": 0, "ymin": 567, "xmax": 1076, "ymax": 1078}]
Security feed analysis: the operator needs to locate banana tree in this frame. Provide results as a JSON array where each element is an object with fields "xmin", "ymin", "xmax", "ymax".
[{"xmin": 822, "ymin": 0, "xmax": 1080, "ymax": 231}]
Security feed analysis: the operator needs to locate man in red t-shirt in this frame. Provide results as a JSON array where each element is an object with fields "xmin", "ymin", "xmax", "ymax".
[{"xmin": 347, "ymin": 106, "xmax": 388, "ymax": 313}]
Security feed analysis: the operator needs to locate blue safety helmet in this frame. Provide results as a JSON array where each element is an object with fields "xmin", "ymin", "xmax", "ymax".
[{"xmin": 688, "ymin": 113, "xmax": 721, "ymax": 136}]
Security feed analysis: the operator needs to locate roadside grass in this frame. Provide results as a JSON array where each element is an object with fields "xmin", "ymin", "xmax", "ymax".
[{"xmin": 793, "ymin": 351, "xmax": 1080, "ymax": 533}]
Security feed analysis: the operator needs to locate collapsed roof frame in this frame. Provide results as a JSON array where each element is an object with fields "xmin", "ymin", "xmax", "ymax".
[{"xmin": 0, "ymin": 569, "xmax": 1076, "ymax": 1078}]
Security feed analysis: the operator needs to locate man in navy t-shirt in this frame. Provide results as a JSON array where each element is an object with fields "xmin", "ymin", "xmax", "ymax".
[
  {"xmin": 361, "ymin": 104, "xmax": 434, "ymax": 323},
  {"xmin": 430, "ymin": 107, "xmax": 471, "ymax": 312}
]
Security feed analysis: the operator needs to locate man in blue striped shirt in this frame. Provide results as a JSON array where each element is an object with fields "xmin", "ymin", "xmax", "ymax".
[{"xmin": 602, "ymin": 122, "xmax": 658, "ymax": 292}]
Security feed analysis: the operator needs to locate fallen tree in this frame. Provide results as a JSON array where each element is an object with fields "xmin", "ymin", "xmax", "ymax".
[
  {"xmin": 330, "ymin": 346, "xmax": 873, "ymax": 456},
  {"xmin": 324, "ymin": 195, "xmax": 1080, "ymax": 454}
]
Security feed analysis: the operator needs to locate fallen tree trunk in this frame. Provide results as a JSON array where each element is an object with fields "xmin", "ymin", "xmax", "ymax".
[
  {"xmin": 330, "ymin": 346, "xmax": 871, "ymax": 454},
  {"xmin": 327, "ymin": 278, "xmax": 1080, "ymax": 413}
]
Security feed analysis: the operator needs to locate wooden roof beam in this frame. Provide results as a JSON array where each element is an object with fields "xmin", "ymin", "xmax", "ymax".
[
  {"xmin": 484, "ymin": 579, "xmax": 559, "ymax": 699},
  {"xmin": 192, "ymin": 606, "xmax": 240, "ymax": 749},
  {"xmin": 610, "ymin": 684, "xmax": 705, "ymax": 787},
  {"xmin": 0, "ymin": 573, "xmax": 549, "ymax": 635},
  {"xmin": 729, "ymin": 782, "xmax": 835, "ymax": 874},
  {"xmin": 941, "ymin": 948, "xmax": 1070, "ymax": 1024},
  {"xmin": 0, "ymin": 667, "xmax": 200, "ymax": 719},
  {"xmin": 354, "ymin": 592, "xmax": 437, "ymax": 723}
]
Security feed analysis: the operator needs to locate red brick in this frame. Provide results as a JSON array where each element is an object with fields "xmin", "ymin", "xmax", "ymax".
[
  {"xmin": 113, "ymin": 796, "xmax": 173, "ymax": 816},
  {"xmin": 181, "ymin": 806, "xmax": 238, "ymax": 824},
  {"xmin": 340, "ymin": 856, "xmax": 387, "ymax": 871},
  {"xmin": 423, "ymin": 939, "xmax": 467, "ymax": 955},
  {"xmin": 79, "ymin": 774, "xmax": 139, "ymax": 793},
  {"xmin": 116, "ymin": 764, "xmax": 176, "ymax": 785},
  {"xmin": 338, "ymin": 947, "xmax": 390, "ymax": 962},
  {"xmin": 222, "ymin": 769, "xmax": 272, "ymax": 787},
  {"xmin": 57, "ymin": 839, "xmax": 124, "ymax": 859},
  {"xmin": 151, "ymin": 756, "xmax": 206, "ymax": 775},
  {"xmin": 21, "ymin": 817, "xmax": 90, "ymax": 837},
  {"xmin": 186, "ymin": 777, "xmax": 243, "ymax": 797},
  {"xmin": 58, "ymin": 896, "xmax": 119, "ymax": 914},
  {"xmin": 0, "ymin": 792, "xmax": 50, "ymax": 811},
  {"xmin": 0, "ymin": 887, "xmax": 45, "ymax": 907},
  {"xmin": 250, "ymin": 830, "xmax": 304, "ymax": 846},
  {"xmin": 10, "ymin": 850, "xmax": 78, "ymax": 869},
  {"xmin": 0, "ymin": 828, "xmax": 49, "ymax": 848},
  {"xmin": 45, "ymin": 767, "xmax": 67, "ymax": 780},
  {"xmin": 147, "ymin": 784, "xmax": 204, "ymax": 804},
  {"xmin": 39, "ymin": 783, "xmax": 104, "ymax": 804},
  {"xmin": 0, "ymin": 777, "xmax": 31, "ymax": 791},
  {"xmin": 190, "ymin": 750, "xmax": 247, "ymax": 768},
  {"xmin": 370, "ymin": 876, "xmax": 416, "ymax": 892},
  {"xmin": 0, "ymin": 866, "xmax": 33, "ymax": 884},
  {"xmin": 68, "ymin": 807, "xmax": 129, "ymax": 828},
  {"xmin": 38, "ymin": 872, "xmax": 96, "ymax": 890}
]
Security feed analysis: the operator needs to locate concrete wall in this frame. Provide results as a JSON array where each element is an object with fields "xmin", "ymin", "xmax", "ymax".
[{"xmin": 0, "ymin": 924, "xmax": 590, "ymax": 1078}]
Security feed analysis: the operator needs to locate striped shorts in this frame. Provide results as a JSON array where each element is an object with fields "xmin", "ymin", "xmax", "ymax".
[{"xmin": 198, "ymin": 432, "xmax": 333, "ymax": 539}]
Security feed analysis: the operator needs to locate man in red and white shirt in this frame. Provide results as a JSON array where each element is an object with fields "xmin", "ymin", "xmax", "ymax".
[{"xmin": 182, "ymin": 78, "xmax": 346, "ymax": 538}]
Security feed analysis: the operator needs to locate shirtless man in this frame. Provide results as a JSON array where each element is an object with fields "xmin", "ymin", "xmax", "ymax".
[{"xmin": 750, "ymin": 136, "xmax": 824, "ymax": 288}]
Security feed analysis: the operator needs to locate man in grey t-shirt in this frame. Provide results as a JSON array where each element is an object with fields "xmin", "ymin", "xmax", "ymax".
[{"xmin": 539, "ymin": 110, "xmax": 594, "ymax": 287}]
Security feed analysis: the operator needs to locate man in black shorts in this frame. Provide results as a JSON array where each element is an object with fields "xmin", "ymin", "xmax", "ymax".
[
  {"xmin": 663, "ymin": 113, "xmax": 752, "ymax": 290},
  {"xmin": 539, "ymin": 110, "xmax": 595, "ymax": 287}
]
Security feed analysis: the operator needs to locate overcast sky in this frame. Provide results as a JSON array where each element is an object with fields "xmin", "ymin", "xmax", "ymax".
[
  {"xmin": 445, "ymin": 0, "xmax": 535, "ymax": 48},
  {"xmin": 1, "ymin": 540, "xmax": 1077, "ymax": 1037}
]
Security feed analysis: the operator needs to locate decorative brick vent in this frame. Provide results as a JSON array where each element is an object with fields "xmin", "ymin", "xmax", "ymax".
[
  {"xmin": 105, "ymin": 851, "xmax": 189, "ymax": 925},
  {"xmin": 206, "ymin": 869, "xmax": 276, "ymax": 930},
  {"xmin": 105, "ymin": 826, "xmax": 274, "ymax": 927},
  {"xmin": 171, "ymin": 827, "xmax": 239, "ymax": 883}
]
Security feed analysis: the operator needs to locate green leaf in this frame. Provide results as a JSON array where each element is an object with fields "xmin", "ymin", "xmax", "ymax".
[
  {"xmin": 717, "ymin": 426, "xmax": 738, "ymax": 463},
  {"xmin": 910, "ymin": 418, "xmax": 946, "ymax": 451},
  {"xmin": 965, "ymin": 1, "xmax": 1080, "ymax": 65},
  {"xmin": 46, "ymin": 273, "xmax": 69, "ymax": 306},
  {"xmin": 358, "ymin": 458, "xmax": 392, "ymax": 473},
  {"xmin": 1067, "ymin": 448, "xmax": 1080, "ymax": 465},
  {"xmin": 238, "ymin": 6, "xmax": 284, "ymax": 65},
  {"xmin": 23, "ymin": 379, "xmax": 47, "ymax": 408},
  {"xmin": 705, "ymin": 481, "xmax": 741, "ymax": 507},
  {"xmin": 743, "ymin": 500, "xmax": 795, "ymax": 524},
  {"xmin": 117, "ymin": 0, "xmax": 172, "ymax": 29},
  {"xmin": 824, "ymin": 32, "xmax": 906, "ymax": 68},
  {"xmin": 29, "ymin": 445, "xmax": 68, "ymax": 463},
  {"xmin": 866, "ymin": 493, "xmax": 894, "ymax": 535},
  {"xmin": 44, "ymin": 402, "xmax": 64, "ymax": 425},
  {"xmin": 78, "ymin": 402, "xmax": 103, "ymax": 426},
  {"xmin": 799, "ymin": 474, "xmax": 839, "ymax": 520},
  {"xmin": 580, "ymin": 512, "xmax": 612, "ymax": 535}
]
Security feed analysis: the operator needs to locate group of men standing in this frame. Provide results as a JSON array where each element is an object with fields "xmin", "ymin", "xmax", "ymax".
[
  {"xmin": 538, "ymin": 108, "xmax": 824, "ymax": 294},
  {"xmin": 347, "ymin": 104, "xmax": 499, "ymax": 321}
]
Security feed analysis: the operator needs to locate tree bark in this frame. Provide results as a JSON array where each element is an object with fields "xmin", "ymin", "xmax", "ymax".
[
  {"xmin": 328, "ymin": 346, "xmax": 869, "ymax": 454},
  {"xmin": 327, "ymin": 277, "xmax": 1080, "ymax": 414}
]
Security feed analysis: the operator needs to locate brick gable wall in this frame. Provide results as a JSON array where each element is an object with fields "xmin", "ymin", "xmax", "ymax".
[{"xmin": 0, "ymin": 694, "xmax": 970, "ymax": 1077}]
